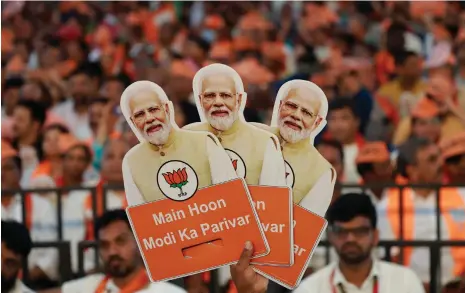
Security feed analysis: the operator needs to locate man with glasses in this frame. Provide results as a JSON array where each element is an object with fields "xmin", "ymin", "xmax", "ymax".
[
  {"xmin": 120, "ymin": 80, "xmax": 237, "ymax": 205},
  {"xmin": 184, "ymin": 63, "xmax": 287, "ymax": 187},
  {"xmin": 293, "ymin": 193, "xmax": 425, "ymax": 293},
  {"xmin": 252, "ymin": 80, "xmax": 336, "ymax": 217}
]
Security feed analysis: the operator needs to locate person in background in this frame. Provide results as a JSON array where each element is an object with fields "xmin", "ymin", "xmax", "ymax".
[
  {"xmin": 2, "ymin": 77, "xmax": 25, "ymax": 121},
  {"xmin": 440, "ymin": 132, "xmax": 465, "ymax": 184},
  {"xmin": 42, "ymin": 209, "xmax": 187, "ymax": 293},
  {"xmin": 315, "ymin": 138, "xmax": 346, "ymax": 201},
  {"xmin": 1, "ymin": 140, "xmax": 59, "ymax": 288},
  {"xmin": 294, "ymin": 193, "xmax": 425, "ymax": 293},
  {"xmin": 337, "ymin": 70, "xmax": 374, "ymax": 135},
  {"xmin": 325, "ymin": 98, "xmax": 364, "ymax": 183},
  {"xmin": 376, "ymin": 50, "xmax": 426, "ymax": 117},
  {"xmin": 31, "ymin": 123, "xmax": 70, "ymax": 184},
  {"xmin": 355, "ymin": 142, "xmax": 394, "ymax": 205},
  {"xmin": 378, "ymin": 137, "xmax": 465, "ymax": 289},
  {"xmin": 11, "ymin": 100, "xmax": 47, "ymax": 185},
  {"xmin": 1, "ymin": 220, "xmax": 34, "ymax": 293}
]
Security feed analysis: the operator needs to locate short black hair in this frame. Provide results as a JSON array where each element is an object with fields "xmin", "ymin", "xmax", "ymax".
[
  {"xmin": 445, "ymin": 154, "xmax": 464, "ymax": 165},
  {"xmin": 356, "ymin": 163, "xmax": 374, "ymax": 177},
  {"xmin": 1, "ymin": 220, "xmax": 32, "ymax": 258},
  {"xmin": 396, "ymin": 137, "xmax": 433, "ymax": 178},
  {"xmin": 94, "ymin": 209, "xmax": 130, "ymax": 239},
  {"xmin": 394, "ymin": 50, "xmax": 418, "ymax": 67},
  {"xmin": 15, "ymin": 100, "xmax": 47, "ymax": 126},
  {"xmin": 327, "ymin": 193, "xmax": 377, "ymax": 228},
  {"xmin": 90, "ymin": 97, "xmax": 109, "ymax": 106},
  {"xmin": 316, "ymin": 139, "xmax": 344, "ymax": 163},
  {"xmin": 4, "ymin": 77, "xmax": 25, "ymax": 91},
  {"xmin": 70, "ymin": 62, "xmax": 102, "ymax": 80},
  {"xmin": 328, "ymin": 98, "xmax": 359, "ymax": 118},
  {"xmin": 66, "ymin": 144, "xmax": 93, "ymax": 163}
]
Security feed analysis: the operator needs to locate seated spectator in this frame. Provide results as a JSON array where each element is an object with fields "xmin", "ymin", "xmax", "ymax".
[
  {"xmin": 48, "ymin": 210, "xmax": 186, "ymax": 293},
  {"xmin": 355, "ymin": 142, "xmax": 394, "ymax": 205},
  {"xmin": 440, "ymin": 131, "xmax": 465, "ymax": 184},
  {"xmin": 294, "ymin": 193, "xmax": 425, "ymax": 293},
  {"xmin": 1, "ymin": 140, "xmax": 59, "ymax": 286},
  {"xmin": 393, "ymin": 75, "xmax": 465, "ymax": 145},
  {"xmin": 325, "ymin": 99, "xmax": 365, "ymax": 183},
  {"xmin": 378, "ymin": 137, "xmax": 465, "ymax": 287},
  {"xmin": 1, "ymin": 220, "xmax": 34, "ymax": 293}
]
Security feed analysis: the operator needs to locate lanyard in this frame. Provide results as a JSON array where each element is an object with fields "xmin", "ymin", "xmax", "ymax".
[{"xmin": 330, "ymin": 269, "xmax": 379, "ymax": 293}]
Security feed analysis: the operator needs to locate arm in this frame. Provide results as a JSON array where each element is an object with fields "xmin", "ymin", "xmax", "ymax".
[
  {"xmin": 299, "ymin": 168, "xmax": 336, "ymax": 217},
  {"xmin": 259, "ymin": 137, "xmax": 287, "ymax": 187},
  {"xmin": 205, "ymin": 135, "xmax": 238, "ymax": 184},
  {"xmin": 122, "ymin": 156, "xmax": 146, "ymax": 206}
]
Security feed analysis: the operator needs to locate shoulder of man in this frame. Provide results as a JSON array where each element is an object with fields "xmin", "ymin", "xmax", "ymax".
[
  {"xmin": 294, "ymin": 264, "xmax": 334, "ymax": 292},
  {"xmin": 377, "ymin": 260, "xmax": 423, "ymax": 281},
  {"xmin": 142, "ymin": 281, "xmax": 187, "ymax": 293},
  {"xmin": 61, "ymin": 273, "xmax": 105, "ymax": 293},
  {"xmin": 182, "ymin": 122, "xmax": 209, "ymax": 132}
]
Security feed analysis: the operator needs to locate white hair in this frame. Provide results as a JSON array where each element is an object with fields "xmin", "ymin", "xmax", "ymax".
[
  {"xmin": 120, "ymin": 80, "xmax": 176, "ymax": 143},
  {"xmin": 192, "ymin": 63, "xmax": 248, "ymax": 122},
  {"xmin": 271, "ymin": 80, "xmax": 329, "ymax": 144}
]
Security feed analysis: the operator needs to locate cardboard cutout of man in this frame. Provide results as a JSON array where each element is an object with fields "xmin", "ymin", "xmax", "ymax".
[
  {"xmin": 251, "ymin": 80, "xmax": 336, "ymax": 217},
  {"xmin": 183, "ymin": 63, "xmax": 286, "ymax": 187},
  {"xmin": 121, "ymin": 81, "xmax": 237, "ymax": 206}
]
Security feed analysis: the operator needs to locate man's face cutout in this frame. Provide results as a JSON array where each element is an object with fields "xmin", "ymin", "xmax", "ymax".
[
  {"xmin": 129, "ymin": 91, "xmax": 172, "ymax": 145},
  {"xmin": 199, "ymin": 75, "xmax": 242, "ymax": 131},
  {"xmin": 277, "ymin": 87, "xmax": 322, "ymax": 143}
]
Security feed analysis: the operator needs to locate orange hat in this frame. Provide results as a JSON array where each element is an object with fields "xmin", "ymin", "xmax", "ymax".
[
  {"xmin": 355, "ymin": 142, "xmax": 390, "ymax": 164},
  {"xmin": 204, "ymin": 15, "xmax": 225, "ymax": 30},
  {"xmin": 210, "ymin": 41, "xmax": 233, "ymax": 60},
  {"xmin": 411, "ymin": 98, "xmax": 440, "ymax": 119},
  {"xmin": 5, "ymin": 55, "xmax": 25, "ymax": 75},
  {"xmin": 1, "ymin": 139, "xmax": 18, "ymax": 160},
  {"xmin": 58, "ymin": 134, "xmax": 91, "ymax": 156},
  {"xmin": 233, "ymin": 36, "xmax": 257, "ymax": 52},
  {"xmin": 440, "ymin": 132, "xmax": 465, "ymax": 160}
]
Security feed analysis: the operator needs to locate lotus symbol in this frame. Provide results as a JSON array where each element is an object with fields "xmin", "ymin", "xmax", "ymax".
[{"xmin": 163, "ymin": 168, "xmax": 189, "ymax": 197}]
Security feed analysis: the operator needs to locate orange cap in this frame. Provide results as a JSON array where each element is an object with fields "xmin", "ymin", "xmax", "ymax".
[
  {"xmin": 58, "ymin": 134, "xmax": 91, "ymax": 156},
  {"xmin": 1, "ymin": 139, "xmax": 18, "ymax": 160},
  {"xmin": 204, "ymin": 15, "xmax": 225, "ymax": 30},
  {"xmin": 411, "ymin": 98, "xmax": 440, "ymax": 119},
  {"xmin": 440, "ymin": 132, "xmax": 465, "ymax": 160},
  {"xmin": 355, "ymin": 142, "xmax": 390, "ymax": 164}
]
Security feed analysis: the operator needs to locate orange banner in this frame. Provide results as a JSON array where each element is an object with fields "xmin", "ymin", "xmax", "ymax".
[
  {"xmin": 253, "ymin": 204, "xmax": 327, "ymax": 289},
  {"xmin": 126, "ymin": 179, "xmax": 269, "ymax": 282}
]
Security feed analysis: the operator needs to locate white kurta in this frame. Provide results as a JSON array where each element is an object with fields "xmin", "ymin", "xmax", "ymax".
[
  {"xmin": 1, "ymin": 194, "xmax": 59, "ymax": 280},
  {"xmin": 61, "ymin": 273, "xmax": 187, "ymax": 293},
  {"xmin": 299, "ymin": 169, "xmax": 336, "ymax": 217},
  {"xmin": 257, "ymin": 138, "xmax": 287, "ymax": 187}
]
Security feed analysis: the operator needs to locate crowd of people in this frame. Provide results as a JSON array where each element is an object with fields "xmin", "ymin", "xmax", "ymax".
[{"xmin": 2, "ymin": 1, "xmax": 465, "ymax": 293}]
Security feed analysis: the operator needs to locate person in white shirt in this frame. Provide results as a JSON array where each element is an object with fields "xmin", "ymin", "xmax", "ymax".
[
  {"xmin": 44, "ymin": 209, "xmax": 186, "ymax": 293},
  {"xmin": 294, "ymin": 193, "xmax": 425, "ymax": 293},
  {"xmin": 1, "ymin": 220, "xmax": 35, "ymax": 293}
]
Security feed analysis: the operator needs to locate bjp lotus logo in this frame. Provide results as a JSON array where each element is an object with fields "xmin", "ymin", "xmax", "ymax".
[
  {"xmin": 163, "ymin": 168, "xmax": 188, "ymax": 197},
  {"xmin": 158, "ymin": 161, "xmax": 199, "ymax": 201},
  {"xmin": 225, "ymin": 149, "xmax": 246, "ymax": 178},
  {"xmin": 284, "ymin": 161, "xmax": 295, "ymax": 188}
]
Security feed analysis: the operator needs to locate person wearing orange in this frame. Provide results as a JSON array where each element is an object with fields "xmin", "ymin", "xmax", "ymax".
[
  {"xmin": 355, "ymin": 142, "xmax": 394, "ymax": 205},
  {"xmin": 440, "ymin": 132, "xmax": 465, "ymax": 185},
  {"xmin": 377, "ymin": 137, "xmax": 465, "ymax": 287},
  {"xmin": 47, "ymin": 210, "xmax": 186, "ymax": 293}
]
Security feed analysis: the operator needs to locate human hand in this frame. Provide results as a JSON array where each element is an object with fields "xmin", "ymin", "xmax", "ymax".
[{"xmin": 230, "ymin": 241, "xmax": 269, "ymax": 293}]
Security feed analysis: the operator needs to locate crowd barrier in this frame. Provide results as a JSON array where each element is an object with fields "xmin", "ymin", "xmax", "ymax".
[{"xmin": 2, "ymin": 183, "xmax": 464, "ymax": 293}]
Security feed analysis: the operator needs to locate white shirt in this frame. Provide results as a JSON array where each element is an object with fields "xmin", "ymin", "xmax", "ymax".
[
  {"xmin": 377, "ymin": 189, "xmax": 464, "ymax": 285},
  {"xmin": 1, "ymin": 194, "xmax": 59, "ymax": 280},
  {"xmin": 294, "ymin": 260, "xmax": 425, "ymax": 293},
  {"xmin": 62, "ymin": 273, "xmax": 187, "ymax": 293},
  {"xmin": 258, "ymin": 137, "xmax": 287, "ymax": 187},
  {"xmin": 51, "ymin": 99, "xmax": 92, "ymax": 141},
  {"xmin": 299, "ymin": 169, "xmax": 336, "ymax": 217},
  {"xmin": 123, "ymin": 136, "xmax": 238, "ymax": 206},
  {"xmin": 342, "ymin": 143, "xmax": 361, "ymax": 183},
  {"xmin": 6, "ymin": 279, "xmax": 34, "ymax": 293}
]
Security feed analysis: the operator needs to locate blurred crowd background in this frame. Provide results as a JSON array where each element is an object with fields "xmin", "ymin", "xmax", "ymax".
[{"xmin": 1, "ymin": 1, "xmax": 465, "ymax": 293}]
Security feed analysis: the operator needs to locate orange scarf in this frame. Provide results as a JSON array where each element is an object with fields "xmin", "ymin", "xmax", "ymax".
[{"xmin": 94, "ymin": 269, "xmax": 149, "ymax": 293}]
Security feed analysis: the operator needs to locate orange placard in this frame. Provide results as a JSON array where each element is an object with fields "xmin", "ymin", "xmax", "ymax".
[
  {"xmin": 127, "ymin": 179, "xmax": 269, "ymax": 282},
  {"xmin": 248, "ymin": 185, "xmax": 293, "ymax": 266},
  {"xmin": 253, "ymin": 204, "xmax": 327, "ymax": 289}
]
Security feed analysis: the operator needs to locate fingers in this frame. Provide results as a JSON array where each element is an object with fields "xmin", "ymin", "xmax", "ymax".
[{"xmin": 235, "ymin": 241, "xmax": 254, "ymax": 273}]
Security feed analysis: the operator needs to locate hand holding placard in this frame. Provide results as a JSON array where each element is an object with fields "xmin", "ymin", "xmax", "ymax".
[{"xmin": 231, "ymin": 241, "xmax": 269, "ymax": 293}]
